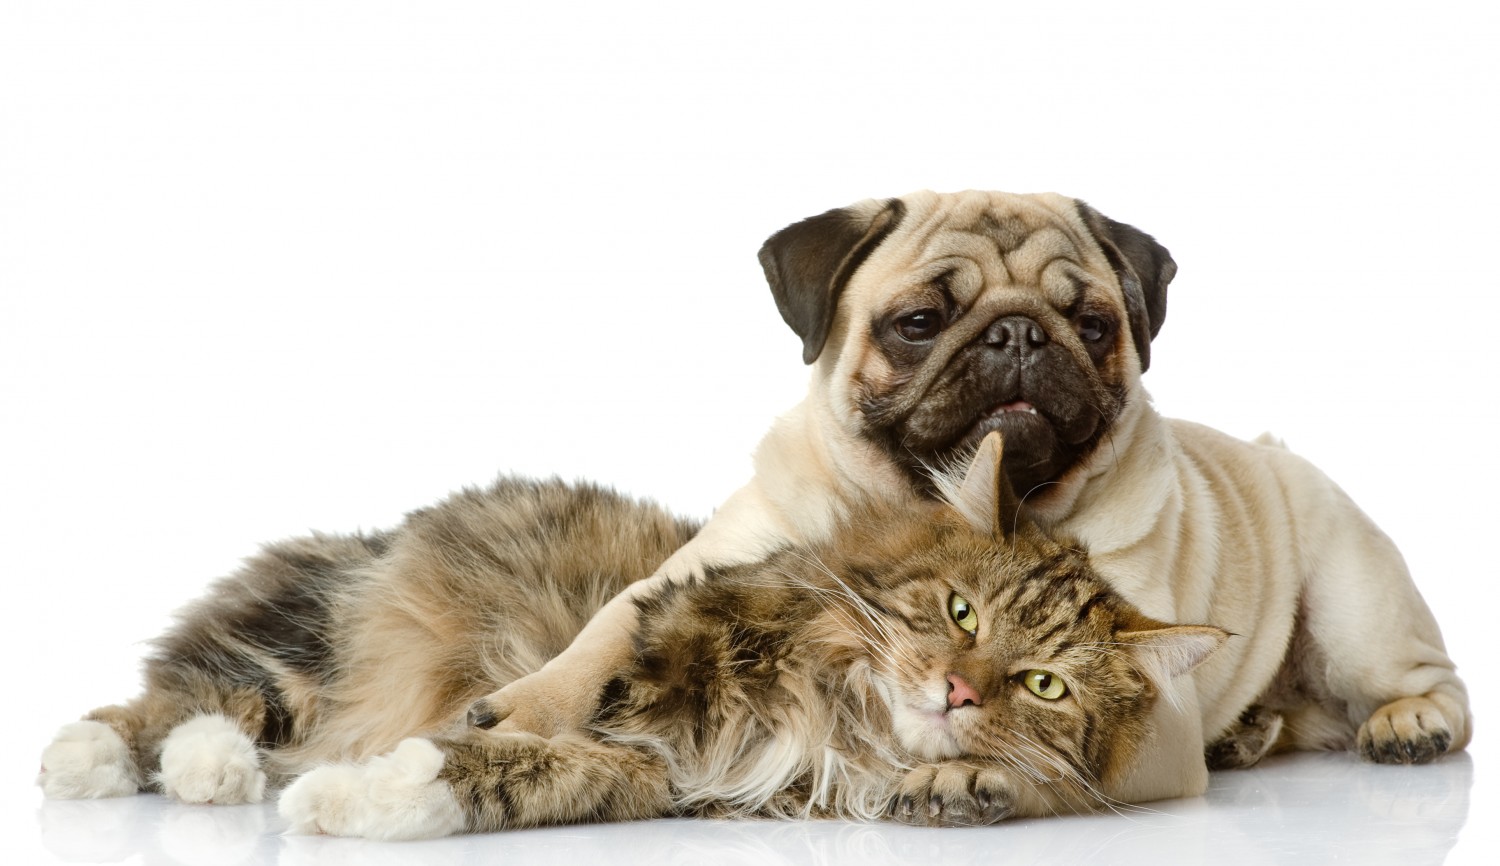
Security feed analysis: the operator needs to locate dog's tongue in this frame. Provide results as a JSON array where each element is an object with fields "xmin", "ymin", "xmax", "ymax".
[{"xmin": 998, "ymin": 400, "xmax": 1036, "ymax": 414}]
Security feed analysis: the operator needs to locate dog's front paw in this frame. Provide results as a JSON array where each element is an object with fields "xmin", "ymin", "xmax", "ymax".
[
  {"xmin": 278, "ymin": 738, "xmax": 465, "ymax": 841},
  {"xmin": 467, "ymin": 673, "xmax": 592, "ymax": 738},
  {"xmin": 157, "ymin": 715, "xmax": 266, "ymax": 804},
  {"xmin": 38, "ymin": 721, "xmax": 141, "ymax": 799},
  {"xmin": 889, "ymin": 762, "xmax": 1017, "ymax": 826},
  {"xmin": 1358, "ymin": 696, "xmax": 1454, "ymax": 765}
]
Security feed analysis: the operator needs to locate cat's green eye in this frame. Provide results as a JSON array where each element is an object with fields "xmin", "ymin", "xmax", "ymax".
[
  {"xmin": 948, "ymin": 593, "xmax": 978, "ymax": 635},
  {"xmin": 1023, "ymin": 669, "xmax": 1068, "ymax": 700}
]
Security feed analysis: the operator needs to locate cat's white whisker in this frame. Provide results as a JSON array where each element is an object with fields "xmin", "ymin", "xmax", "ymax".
[{"xmin": 768, "ymin": 559, "xmax": 917, "ymax": 671}]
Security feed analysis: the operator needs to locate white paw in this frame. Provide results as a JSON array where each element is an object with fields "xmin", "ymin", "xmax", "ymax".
[
  {"xmin": 38, "ymin": 720, "xmax": 140, "ymax": 799},
  {"xmin": 278, "ymin": 738, "xmax": 465, "ymax": 841},
  {"xmin": 158, "ymin": 714, "xmax": 266, "ymax": 805}
]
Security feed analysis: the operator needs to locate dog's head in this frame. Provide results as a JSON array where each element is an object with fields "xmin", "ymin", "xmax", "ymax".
[{"xmin": 759, "ymin": 190, "xmax": 1175, "ymax": 498}]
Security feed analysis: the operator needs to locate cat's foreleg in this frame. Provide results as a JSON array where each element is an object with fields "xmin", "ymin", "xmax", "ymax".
[
  {"xmin": 887, "ymin": 760, "xmax": 1078, "ymax": 826},
  {"xmin": 279, "ymin": 731, "xmax": 671, "ymax": 839},
  {"xmin": 278, "ymin": 738, "xmax": 464, "ymax": 840},
  {"xmin": 440, "ymin": 730, "xmax": 671, "ymax": 831}
]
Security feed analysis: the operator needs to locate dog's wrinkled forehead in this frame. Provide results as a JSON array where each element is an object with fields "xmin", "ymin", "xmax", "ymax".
[
  {"xmin": 852, "ymin": 191, "xmax": 1114, "ymax": 309},
  {"xmin": 758, "ymin": 189, "xmax": 1173, "ymax": 370}
]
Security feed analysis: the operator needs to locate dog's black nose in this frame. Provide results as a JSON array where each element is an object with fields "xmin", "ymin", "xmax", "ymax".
[{"xmin": 983, "ymin": 315, "xmax": 1049, "ymax": 350}]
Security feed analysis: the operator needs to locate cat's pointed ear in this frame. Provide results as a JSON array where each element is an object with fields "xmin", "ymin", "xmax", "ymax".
[
  {"xmin": 1117, "ymin": 624, "xmax": 1229, "ymax": 686},
  {"xmin": 939, "ymin": 431, "xmax": 1023, "ymax": 541}
]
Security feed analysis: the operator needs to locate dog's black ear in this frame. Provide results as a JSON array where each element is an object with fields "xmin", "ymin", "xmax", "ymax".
[
  {"xmin": 758, "ymin": 199, "xmax": 906, "ymax": 364},
  {"xmin": 1075, "ymin": 201, "xmax": 1176, "ymax": 373}
]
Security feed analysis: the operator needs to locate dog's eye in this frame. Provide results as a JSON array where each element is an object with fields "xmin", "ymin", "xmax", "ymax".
[
  {"xmin": 895, "ymin": 309, "xmax": 943, "ymax": 342},
  {"xmin": 1076, "ymin": 315, "xmax": 1108, "ymax": 343}
]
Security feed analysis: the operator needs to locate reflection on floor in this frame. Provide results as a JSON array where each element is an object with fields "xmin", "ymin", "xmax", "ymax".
[{"xmin": 31, "ymin": 751, "xmax": 1477, "ymax": 866}]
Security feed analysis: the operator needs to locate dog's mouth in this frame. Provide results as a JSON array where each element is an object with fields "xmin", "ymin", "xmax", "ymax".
[
  {"xmin": 857, "ymin": 351, "xmax": 1122, "ymax": 499},
  {"xmin": 939, "ymin": 397, "xmax": 1068, "ymax": 493},
  {"xmin": 961, "ymin": 399, "xmax": 1050, "ymax": 443},
  {"xmin": 990, "ymin": 400, "xmax": 1038, "ymax": 417}
]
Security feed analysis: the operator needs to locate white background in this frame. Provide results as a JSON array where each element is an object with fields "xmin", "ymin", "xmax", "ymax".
[{"xmin": 2, "ymin": 2, "xmax": 1496, "ymax": 864}]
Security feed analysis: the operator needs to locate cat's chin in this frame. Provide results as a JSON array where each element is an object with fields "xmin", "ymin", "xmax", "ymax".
[{"xmin": 888, "ymin": 703, "xmax": 965, "ymax": 762}]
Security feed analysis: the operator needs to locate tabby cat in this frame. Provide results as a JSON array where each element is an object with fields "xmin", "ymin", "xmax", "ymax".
[{"xmin": 39, "ymin": 434, "xmax": 1225, "ymax": 838}]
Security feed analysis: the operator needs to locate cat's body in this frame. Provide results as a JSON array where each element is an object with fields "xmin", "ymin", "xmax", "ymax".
[
  {"xmin": 39, "ymin": 441, "xmax": 1224, "ymax": 838},
  {"xmin": 46, "ymin": 479, "xmax": 695, "ymax": 799}
]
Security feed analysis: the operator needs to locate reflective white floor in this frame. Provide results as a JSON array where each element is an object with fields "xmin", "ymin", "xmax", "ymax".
[{"xmin": 13, "ymin": 751, "xmax": 1488, "ymax": 866}]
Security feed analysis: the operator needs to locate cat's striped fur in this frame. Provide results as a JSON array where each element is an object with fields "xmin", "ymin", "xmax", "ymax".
[{"xmin": 40, "ymin": 436, "xmax": 1224, "ymax": 836}]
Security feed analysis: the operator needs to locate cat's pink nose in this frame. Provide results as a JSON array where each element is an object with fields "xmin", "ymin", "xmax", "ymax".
[{"xmin": 947, "ymin": 673, "xmax": 982, "ymax": 709}]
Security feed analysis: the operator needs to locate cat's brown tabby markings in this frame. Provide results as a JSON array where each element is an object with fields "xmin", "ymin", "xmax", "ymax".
[{"xmin": 39, "ymin": 435, "xmax": 1224, "ymax": 838}]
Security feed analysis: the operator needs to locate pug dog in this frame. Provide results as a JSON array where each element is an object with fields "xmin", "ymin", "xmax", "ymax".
[{"xmin": 476, "ymin": 190, "xmax": 1470, "ymax": 805}]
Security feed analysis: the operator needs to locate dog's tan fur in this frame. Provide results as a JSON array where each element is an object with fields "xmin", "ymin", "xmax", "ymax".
[{"xmin": 483, "ymin": 190, "xmax": 1470, "ymax": 805}]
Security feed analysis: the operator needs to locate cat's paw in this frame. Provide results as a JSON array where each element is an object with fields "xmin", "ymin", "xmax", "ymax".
[
  {"xmin": 38, "ymin": 721, "xmax": 141, "ymax": 799},
  {"xmin": 278, "ymin": 738, "xmax": 466, "ymax": 841},
  {"xmin": 1358, "ymin": 696, "xmax": 1454, "ymax": 764},
  {"xmin": 467, "ymin": 674, "xmax": 591, "ymax": 738},
  {"xmin": 889, "ymin": 762, "xmax": 1017, "ymax": 827},
  {"xmin": 1206, "ymin": 705, "xmax": 1285, "ymax": 770},
  {"xmin": 157, "ymin": 714, "xmax": 266, "ymax": 804}
]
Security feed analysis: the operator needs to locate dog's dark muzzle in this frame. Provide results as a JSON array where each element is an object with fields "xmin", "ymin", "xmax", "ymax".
[{"xmin": 982, "ymin": 315, "xmax": 1050, "ymax": 355}]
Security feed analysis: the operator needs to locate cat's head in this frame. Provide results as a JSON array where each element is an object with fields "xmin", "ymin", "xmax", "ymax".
[{"xmin": 814, "ymin": 432, "xmax": 1227, "ymax": 791}]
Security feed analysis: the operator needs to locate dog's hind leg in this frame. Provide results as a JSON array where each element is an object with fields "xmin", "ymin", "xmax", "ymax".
[{"xmin": 1295, "ymin": 488, "xmax": 1471, "ymax": 764}]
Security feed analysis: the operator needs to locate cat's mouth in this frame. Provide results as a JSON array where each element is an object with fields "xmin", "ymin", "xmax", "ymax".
[
  {"xmin": 872, "ymin": 677, "xmax": 967, "ymax": 760},
  {"xmin": 889, "ymin": 699, "xmax": 965, "ymax": 761}
]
